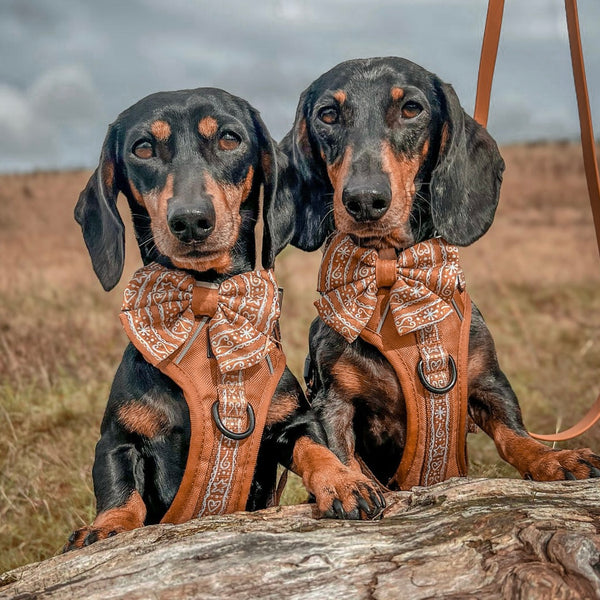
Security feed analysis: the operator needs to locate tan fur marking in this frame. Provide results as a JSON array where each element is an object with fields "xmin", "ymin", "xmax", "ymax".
[
  {"xmin": 266, "ymin": 392, "xmax": 299, "ymax": 426},
  {"xmin": 198, "ymin": 116, "xmax": 218, "ymax": 138},
  {"xmin": 129, "ymin": 179, "xmax": 144, "ymax": 206},
  {"xmin": 102, "ymin": 160, "xmax": 114, "ymax": 190},
  {"xmin": 378, "ymin": 140, "xmax": 421, "ymax": 249},
  {"xmin": 261, "ymin": 150, "xmax": 272, "ymax": 180},
  {"xmin": 118, "ymin": 402, "xmax": 169, "ymax": 438},
  {"xmin": 486, "ymin": 421, "xmax": 600, "ymax": 480},
  {"xmin": 333, "ymin": 90, "xmax": 347, "ymax": 105},
  {"xmin": 93, "ymin": 490, "xmax": 147, "ymax": 532},
  {"xmin": 143, "ymin": 173, "xmax": 174, "ymax": 255},
  {"xmin": 328, "ymin": 146, "xmax": 353, "ymax": 232},
  {"xmin": 297, "ymin": 118, "xmax": 312, "ymax": 156},
  {"xmin": 331, "ymin": 357, "xmax": 399, "ymax": 401},
  {"xmin": 391, "ymin": 87, "xmax": 404, "ymax": 101},
  {"xmin": 467, "ymin": 349, "xmax": 489, "ymax": 384},
  {"xmin": 292, "ymin": 436, "xmax": 380, "ymax": 514},
  {"xmin": 170, "ymin": 167, "xmax": 254, "ymax": 273},
  {"xmin": 151, "ymin": 120, "xmax": 171, "ymax": 142},
  {"xmin": 440, "ymin": 123, "xmax": 450, "ymax": 153}
]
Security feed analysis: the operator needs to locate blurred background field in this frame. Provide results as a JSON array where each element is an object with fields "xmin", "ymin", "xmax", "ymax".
[{"xmin": 1, "ymin": 140, "xmax": 599, "ymax": 573}]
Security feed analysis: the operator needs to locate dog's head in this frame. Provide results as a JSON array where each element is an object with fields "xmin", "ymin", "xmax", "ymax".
[
  {"xmin": 280, "ymin": 57, "xmax": 505, "ymax": 251},
  {"xmin": 76, "ymin": 88, "xmax": 286, "ymax": 291}
]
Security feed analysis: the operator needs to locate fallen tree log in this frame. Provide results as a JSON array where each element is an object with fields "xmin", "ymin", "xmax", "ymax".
[{"xmin": 2, "ymin": 478, "xmax": 600, "ymax": 599}]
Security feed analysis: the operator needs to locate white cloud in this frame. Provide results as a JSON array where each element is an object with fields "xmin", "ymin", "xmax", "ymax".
[
  {"xmin": 0, "ymin": 0, "xmax": 599, "ymax": 171},
  {"xmin": 0, "ymin": 64, "xmax": 104, "ymax": 171},
  {"xmin": 29, "ymin": 65, "xmax": 102, "ymax": 124}
]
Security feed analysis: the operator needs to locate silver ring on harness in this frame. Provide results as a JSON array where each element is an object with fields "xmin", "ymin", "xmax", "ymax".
[
  {"xmin": 417, "ymin": 356, "xmax": 457, "ymax": 395},
  {"xmin": 211, "ymin": 401, "xmax": 256, "ymax": 440}
]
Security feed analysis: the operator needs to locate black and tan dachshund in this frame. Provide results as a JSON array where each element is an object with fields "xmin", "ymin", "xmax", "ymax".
[
  {"xmin": 64, "ymin": 88, "xmax": 383, "ymax": 549},
  {"xmin": 278, "ymin": 57, "xmax": 600, "ymax": 517}
]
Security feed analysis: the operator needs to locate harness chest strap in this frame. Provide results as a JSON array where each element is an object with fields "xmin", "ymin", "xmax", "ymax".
[
  {"xmin": 158, "ymin": 320, "xmax": 285, "ymax": 522},
  {"xmin": 120, "ymin": 265, "xmax": 285, "ymax": 523},
  {"xmin": 315, "ymin": 235, "xmax": 472, "ymax": 489},
  {"xmin": 360, "ymin": 285, "xmax": 471, "ymax": 490}
]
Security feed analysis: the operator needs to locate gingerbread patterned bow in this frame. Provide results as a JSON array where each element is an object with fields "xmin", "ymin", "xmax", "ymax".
[
  {"xmin": 315, "ymin": 234, "xmax": 464, "ymax": 343},
  {"xmin": 120, "ymin": 262, "xmax": 280, "ymax": 373}
]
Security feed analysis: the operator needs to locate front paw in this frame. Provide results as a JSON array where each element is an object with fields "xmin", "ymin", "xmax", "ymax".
[
  {"xmin": 306, "ymin": 466, "xmax": 386, "ymax": 520},
  {"xmin": 62, "ymin": 525, "xmax": 122, "ymax": 552},
  {"xmin": 524, "ymin": 448, "xmax": 600, "ymax": 481}
]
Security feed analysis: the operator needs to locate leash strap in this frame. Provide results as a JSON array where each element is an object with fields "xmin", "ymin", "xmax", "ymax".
[
  {"xmin": 474, "ymin": 0, "xmax": 600, "ymax": 441},
  {"xmin": 473, "ymin": 0, "xmax": 505, "ymax": 128}
]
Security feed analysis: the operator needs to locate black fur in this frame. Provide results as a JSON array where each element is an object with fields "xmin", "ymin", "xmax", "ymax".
[
  {"xmin": 66, "ymin": 88, "xmax": 321, "ymax": 550},
  {"xmin": 279, "ymin": 57, "xmax": 504, "ymax": 251},
  {"xmin": 280, "ymin": 58, "xmax": 600, "ymax": 517}
]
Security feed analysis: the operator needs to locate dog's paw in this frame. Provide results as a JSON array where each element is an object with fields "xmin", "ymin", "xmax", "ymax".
[
  {"xmin": 306, "ymin": 465, "xmax": 385, "ymax": 520},
  {"xmin": 523, "ymin": 447, "xmax": 600, "ymax": 481},
  {"xmin": 62, "ymin": 526, "xmax": 121, "ymax": 552}
]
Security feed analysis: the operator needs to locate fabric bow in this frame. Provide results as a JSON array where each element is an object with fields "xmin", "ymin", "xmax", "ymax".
[
  {"xmin": 315, "ymin": 234, "xmax": 464, "ymax": 343},
  {"xmin": 120, "ymin": 263, "xmax": 280, "ymax": 373}
]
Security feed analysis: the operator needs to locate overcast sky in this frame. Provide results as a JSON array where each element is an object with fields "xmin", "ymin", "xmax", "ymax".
[{"xmin": 1, "ymin": 0, "xmax": 599, "ymax": 172}]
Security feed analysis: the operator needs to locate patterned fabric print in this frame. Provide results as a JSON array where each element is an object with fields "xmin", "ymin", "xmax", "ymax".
[
  {"xmin": 417, "ymin": 324, "xmax": 451, "ymax": 485},
  {"xmin": 121, "ymin": 263, "xmax": 280, "ymax": 373},
  {"xmin": 209, "ymin": 270, "xmax": 280, "ymax": 373},
  {"xmin": 121, "ymin": 262, "xmax": 196, "ymax": 363},
  {"xmin": 316, "ymin": 234, "xmax": 463, "ymax": 343},
  {"xmin": 198, "ymin": 371, "xmax": 245, "ymax": 516}
]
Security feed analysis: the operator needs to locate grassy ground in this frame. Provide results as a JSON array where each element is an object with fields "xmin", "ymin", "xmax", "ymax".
[{"xmin": 1, "ymin": 142, "xmax": 600, "ymax": 572}]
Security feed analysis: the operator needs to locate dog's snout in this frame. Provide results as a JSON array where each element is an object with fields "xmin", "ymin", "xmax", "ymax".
[
  {"xmin": 342, "ymin": 186, "xmax": 391, "ymax": 222},
  {"xmin": 167, "ymin": 199, "xmax": 215, "ymax": 243}
]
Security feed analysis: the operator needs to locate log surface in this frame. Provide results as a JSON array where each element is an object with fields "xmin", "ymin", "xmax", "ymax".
[{"xmin": 2, "ymin": 478, "xmax": 600, "ymax": 600}]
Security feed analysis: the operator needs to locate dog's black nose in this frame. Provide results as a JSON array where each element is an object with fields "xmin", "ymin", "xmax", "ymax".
[
  {"xmin": 342, "ymin": 186, "xmax": 391, "ymax": 222},
  {"xmin": 167, "ymin": 202, "xmax": 215, "ymax": 243}
]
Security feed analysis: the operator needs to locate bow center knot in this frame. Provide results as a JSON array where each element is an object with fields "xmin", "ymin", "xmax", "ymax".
[
  {"xmin": 192, "ymin": 286, "xmax": 219, "ymax": 318},
  {"xmin": 375, "ymin": 248, "xmax": 398, "ymax": 288}
]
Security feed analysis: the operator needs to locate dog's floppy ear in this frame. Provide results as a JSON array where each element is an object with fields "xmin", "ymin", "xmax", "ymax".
[
  {"xmin": 74, "ymin": 124, "xmax": 125, "ymax": 291},
  {"xmin": 430, "ymin": 82, "xmax": 505, "ymax": 246},
  {"xmin": 250, "ymin": 110, "xmax": 294, "ymax": 269},
  {"xmin": 279, "ymin": 88, "xmax": 333, "ymax": 252}
]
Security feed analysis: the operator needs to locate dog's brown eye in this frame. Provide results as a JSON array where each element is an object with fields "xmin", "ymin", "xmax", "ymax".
[
  {"xmin": 218, "ymin": 131, "xmax": 241, "ymax": 151},
  {"xmin": 133, "ymin": 140, "xmax": 154, "ymax": 159},
  {"xmin": 401, "ymin": 101, "xmax": 423, "ymax": 119},
  {"xmin": 318, "ymin": 107, "xmax": 339, "ymax": 125}
]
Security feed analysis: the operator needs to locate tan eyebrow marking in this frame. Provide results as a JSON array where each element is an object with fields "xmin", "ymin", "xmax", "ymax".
[
  {"xmin": 151, "ymin": 120, "xmax": 171, "ymax": 141},
  {"xmin": 333, "ymin": 90, "xmax": 346, "ymax": 105},
  {"xmin": 391, "ymin": 87, "xmax": 405, "ymax": 101},
  {"xmin": 198, "ymin": 116, "xmax": 218, "ymax": 138}
]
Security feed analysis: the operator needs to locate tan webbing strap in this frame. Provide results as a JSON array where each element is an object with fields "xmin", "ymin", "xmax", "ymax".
[
  {"xmin": 474, "ymin": 0, "xmax": 600, "ymax": 441},
  {"xmin": 254, "ymin": 185, "xmax": 265, "ymax": 270},
  {"xmin": 564, "ymin": 0, "xmax": 600, "ymax": 260},
  {"xmin": 473, "ymin": 0, "xmax": 505, "ymax": 128}
]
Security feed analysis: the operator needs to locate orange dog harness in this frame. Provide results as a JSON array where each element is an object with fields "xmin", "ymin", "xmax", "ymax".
[
  {"xmin": 120, "ymin": 264, "xmax": 285, "ymax": 522},
  {"xmin": 316, "ymin": 235, "xmax": 471, "ymax": 489}
]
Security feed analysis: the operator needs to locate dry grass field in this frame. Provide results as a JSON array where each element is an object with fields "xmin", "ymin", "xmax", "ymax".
[{"xmin": 1, "ymin": 141, "xmax": 599, "ymax": 573}]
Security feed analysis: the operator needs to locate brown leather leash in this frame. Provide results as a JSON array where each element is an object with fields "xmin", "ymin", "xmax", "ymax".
[{"xmin": 474, "ymin": 0, "xmax": 600, "ymax": 442}]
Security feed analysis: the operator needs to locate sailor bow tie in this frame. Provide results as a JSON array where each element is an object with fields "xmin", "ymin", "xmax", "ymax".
[
  {"xmin": 120, "ymin": 263, "xmax": 280, "ymax": 373},
  {"xmin": 315, "ymin": 235, "xmax": 464, "ymax": 343}
]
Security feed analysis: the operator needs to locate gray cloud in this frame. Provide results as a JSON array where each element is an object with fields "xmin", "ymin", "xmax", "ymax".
[{"xmin": 0, "ymin": 0, "xmax": 598, "ymax": 172}]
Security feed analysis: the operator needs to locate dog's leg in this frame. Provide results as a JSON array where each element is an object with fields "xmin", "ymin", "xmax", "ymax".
[
  {"xmin": 63, "ymin": 346, "xmax": 185, "ymax": 551},
  {"xmin": 468, "ymin": 305, "xmax": 600, "ymax": 480},
  {"xmin": 63, "ymin": 432, "xmax": 147, "ymax": 551},
  {"xmin": 288, "ymin": 383, "xmax": 385, "ymax": 520}
]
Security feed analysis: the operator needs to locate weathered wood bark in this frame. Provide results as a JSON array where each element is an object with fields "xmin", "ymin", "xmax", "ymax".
[{"xmin": 2, "ymin": 478, "xmax": 600, "ymax": 599}]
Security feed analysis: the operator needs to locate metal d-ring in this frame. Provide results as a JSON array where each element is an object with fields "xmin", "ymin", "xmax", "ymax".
[
  {"xmin": 417, "ymin": 355, "xmax": 457, "ymax": 395},
  {"xmin": 211, "ymin": 401, "xmax": 255, "ymax": 440}
]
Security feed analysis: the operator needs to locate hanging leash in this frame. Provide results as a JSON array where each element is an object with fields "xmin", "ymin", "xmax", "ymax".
[{"xmin": 474, "ymin": 0, "xmax": 600, "ymax": 442}]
